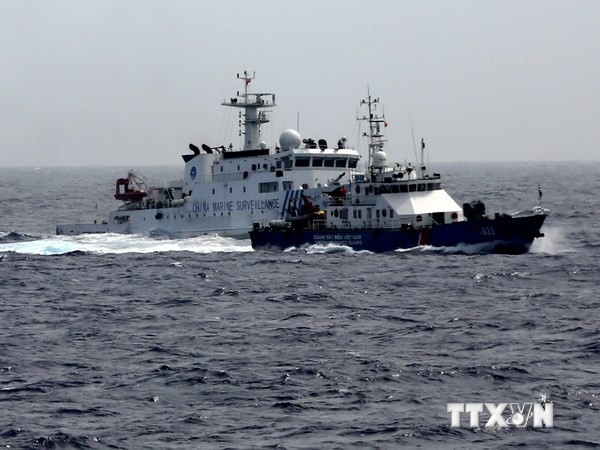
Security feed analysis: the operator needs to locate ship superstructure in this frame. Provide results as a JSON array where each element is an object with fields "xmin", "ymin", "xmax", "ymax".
[
  {"xmin": 249, "ymin": 93, "xmax": 546, "ymax": 253},
  {"xmin": 57, "ymin": 72, "xmax": 363, "ymax": 237}
]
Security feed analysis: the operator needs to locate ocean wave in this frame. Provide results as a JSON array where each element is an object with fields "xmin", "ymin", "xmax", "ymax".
[
  {"xmin": 305, "ymin": 243, "xmax": 371, "ymax": 254},
  {"xmin": 397, "ymin": 242, "xmax": 498, "ymax": 255},
  {"xmin": 0, "ymin": 231, "xmax": 41, "ymax": 243},
  {"xmin": 0, "ymin": 233, "xmax": 253, "ymax": 255},
  {"xmin": 530, "ymin": 226, "xmax": 575, "ymax": 254}
]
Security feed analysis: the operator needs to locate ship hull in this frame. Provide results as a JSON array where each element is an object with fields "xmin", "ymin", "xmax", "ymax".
[{"xmin": 249, "ymin": 214, "xmax": 546, "ymax": 254}]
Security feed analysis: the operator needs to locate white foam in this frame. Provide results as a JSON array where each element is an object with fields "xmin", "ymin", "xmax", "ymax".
[
  {"xmin": 396, "ymin": 242, "xmax": 497, "ymax": 255},
  {"xmin": 0, "ymin": 233, "xmax": 253, "ymax": 255},
  {"xmin": 530, "ymin": 226, "xmax": 573, "ymax": 255},
  {"xmin": 305, "ymin": 243, "xmax": 370, "ymax": 254}
]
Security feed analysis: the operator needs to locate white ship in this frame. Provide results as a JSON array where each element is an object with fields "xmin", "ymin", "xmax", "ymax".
[{"xmin": 56, "ymin": 71, "xmax": 363, "ymax": 238}]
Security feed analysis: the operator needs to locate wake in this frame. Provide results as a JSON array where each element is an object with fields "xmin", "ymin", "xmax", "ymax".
[{"xmin": 0, "ymin": 232, "xmax": 253, "ymax": 255}]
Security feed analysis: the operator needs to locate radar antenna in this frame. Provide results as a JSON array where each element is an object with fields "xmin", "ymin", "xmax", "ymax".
[{"xmin": 357, "ymin": 88, "xmax": 387, "ymax": 181}]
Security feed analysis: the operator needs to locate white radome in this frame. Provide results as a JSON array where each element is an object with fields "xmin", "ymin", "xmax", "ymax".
[
  {"xmin": 373, "ymin": 150, "xmax": 388, "ymax": 168},
  {"xmin": 279, "ymin": 129, "xmax": 302, "ymax": 150}
]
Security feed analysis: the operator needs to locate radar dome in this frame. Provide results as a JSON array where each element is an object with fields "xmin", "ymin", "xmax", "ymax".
[
  {"xmin": 373, "ymin": 151, "xmax": 388, "ymax": 169},
  {"xmin": 279, "ymin": 129, "xmax": 302, "ymax": 150}
]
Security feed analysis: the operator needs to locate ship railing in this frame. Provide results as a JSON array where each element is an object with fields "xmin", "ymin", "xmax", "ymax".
[
  {"xmin": 326, "ymin": 197, "xmax": 377, "ymax": 207},
  {"xmin": 310, "ymin": 219, "xmax": 328, "ymax": 230}
]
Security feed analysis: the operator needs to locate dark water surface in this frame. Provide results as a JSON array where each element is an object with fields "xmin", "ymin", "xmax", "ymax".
[{"xmin": 0, "ymin": 162, "xmax": 598, "ymax": 448}]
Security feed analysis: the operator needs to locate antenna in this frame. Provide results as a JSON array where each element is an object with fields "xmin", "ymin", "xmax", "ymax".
[
  {"xmin": 357, "ymin": 87, "xmax": 387, "ymax": 181},
  {"xmin": 409, "ymin": 116, "xmax": 419, "ymax": 165},
  {"xmin": 420, "ymin": 138, "xmax": 426, "ymax": 175}
]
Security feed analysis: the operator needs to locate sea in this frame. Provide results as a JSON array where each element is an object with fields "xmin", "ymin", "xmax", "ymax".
[{"xmin": 0, "ymin": 161, "xmax": 598, "ymax": 449}]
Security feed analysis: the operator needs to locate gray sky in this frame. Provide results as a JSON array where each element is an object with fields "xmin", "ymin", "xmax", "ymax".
[{"xmin": 1, "ymin": 0, "xmax": 598, "ymax": 167}]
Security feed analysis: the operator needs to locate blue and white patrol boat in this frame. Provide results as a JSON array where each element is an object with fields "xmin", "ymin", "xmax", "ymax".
[
  {"xmin": 249, "ymin": 93, "xmax": 546, "ymax": 254},
  {"xmin": 56, "ymin": 72, "xmax": 363, "ymax": 237}
]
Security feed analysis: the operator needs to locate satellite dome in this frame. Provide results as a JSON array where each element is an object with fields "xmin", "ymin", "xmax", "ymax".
[
  {"xmin": 279, "ymin": 129, "xmax": 302, "ymax": 150},
  {"xmin": 373, "ymin": 150, "xmax": 388, "ymax": 169}
]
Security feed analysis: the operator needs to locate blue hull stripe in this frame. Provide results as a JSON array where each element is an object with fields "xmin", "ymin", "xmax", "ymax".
[{"xmin": 281, "ymin": 190, "xmax": 291, "ymax": 219}]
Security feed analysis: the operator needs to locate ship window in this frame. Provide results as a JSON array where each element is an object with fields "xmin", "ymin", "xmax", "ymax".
[
  {"xmin": 282, "ymin": 181, "xmax": 293, "ymax": 191},
  {"xmin": 434, "ymin": 182, "xmax": 441, "ymax": 190},
  {"xmin": 340, "ymin": 208, "xmax": 348, "ymax": 220},
  {"xmin": 229, "ymin": 187, "xmax": 232, "ymax": 193},
  {"xmin": 348, "ymin": 159, "xmax": 358, "ymax": 169},
  {"xmin": 259, "ymin": 182, "xmax": 279, "ymax": 193},
  {"xmin": 243, "ymin": 187, "xmax": 246, "ymax": 193},
  {"xmin": 376, "ymin": 209, "xmax": 380, "ymax": 219},
  {"xmin": 312, "ymin": 157, "xmax": 324, "ymax": 167},
  {"xmin": 263, "ymin": 164, "xmax": 268, "ymax": 170},
  {"xmin": 276, "ymin": 161, "xmax": 282, "ymax": 169},
  {"xmin": 238, "ymin": 165, "xmax": 240, "ymax": 170},
  {"xmin": 220, "ymin": 166, "xmax": 223, "ymax": 172},
  {"xmin": 324, "ymin": 158, "xmax": 335, "ymax": 167},
  {"xmin": 335, "ymin": 158, "xmax": 347, "ymax": 168},
  {"xmin": 382, "ymin": 209, "xmax": 387, "ymax": 217},
  {"xmin": 390, "ymin": 209, "xmax": 394, "ymax": 218},
  {"xmin": 252, "ymin": 164, "xmax": 257, "ymax": 170},
  {"xmin": 353, "ymin": 209, "xmax": 357, "ymax": 219},
  {"xmin": 418, "ymin": 183, "xmax": 426, "ymax": 191},
  {"xmin": 391, "ymin": 185, "xmax": 399, "ymax": 193},
  {"xmin": 295, "ymin": 157, "xmax": 310, "ymax": 167},
  {"xmin": 357, "ymin": 209, "xmax": 362, "ymax": 219},
  {"xmin": 409, "ymin": 184, "xmax": 416, "ymax": 192},
  {"xmin": 400, "ymin": 184, "xmax": 408, "ymax": 193},
  {"xmin": 212, "ymin": 189, "xmax": 215, "ymax": 194},
  {"xmin": 427, "ymin": 183, "xmax": 435, "ymax": 190}
]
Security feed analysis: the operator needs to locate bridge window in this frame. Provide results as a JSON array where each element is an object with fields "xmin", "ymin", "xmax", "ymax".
[
  {"xmin": 409, "ymin": 184, "xmax": 417, "ymax": 192},
  {"xmin": 295, "ymin": 157, "xmax": 310, "ymax": 167},
  {"xmin": 348, "ymin": 159, "xmax": 358, "ymax": 169},
  {"xmin": 324, "ymin": 158, "xmax": 335, "ymax": 167},
  {"xmin": 282, "ymin": 181, "xmax": 293, "ymax": 191},
  {"xmin": 312, "ymin": 157, "xmax": 323, "ymax": 167},
  {"xmin": 259, "ymin": 182, "xmax": 279, "ymax": 193},
  {"xmin": 335, "ymin": 158, "xmax": 347, "ymax": 168},
  {"xmin": 418, "ymin": 183, "xmax": 426, "ymax": 191}
]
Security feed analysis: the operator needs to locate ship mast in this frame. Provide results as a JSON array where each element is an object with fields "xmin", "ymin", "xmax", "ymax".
[
  {"xmin": 222, "ymin": 71, "xmax": 276, "ymax": 151},
  {"xmin": 358, "ymin": 89, "xmax": 387, "ymax": 181}
]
